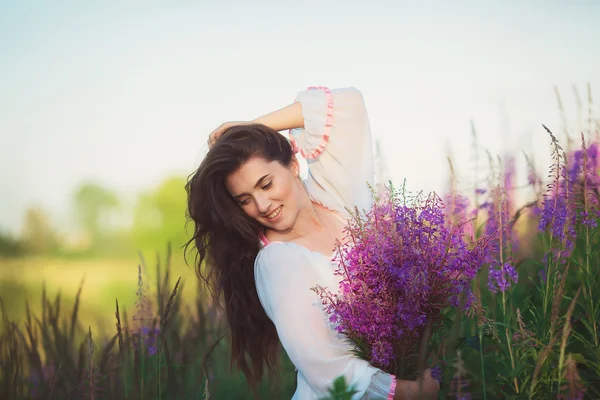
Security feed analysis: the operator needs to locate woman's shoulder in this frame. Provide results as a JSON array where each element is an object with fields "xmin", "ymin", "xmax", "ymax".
[
  {"xmin": 254, "ymin": 241, "xmax": 321, "ymax": 274},
  {"xmin": 256, "ymin": 241, "xmax": 302, "ymax": 264},
  {"xmin": 254, "ymin": 242, "xmax": 322, "ymax": 293}
]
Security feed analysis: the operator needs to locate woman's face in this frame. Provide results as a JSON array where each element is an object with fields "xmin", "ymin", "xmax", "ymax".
[{"xmin": 225, "ymin": 157, "xmax": 302, "ymax": 231}]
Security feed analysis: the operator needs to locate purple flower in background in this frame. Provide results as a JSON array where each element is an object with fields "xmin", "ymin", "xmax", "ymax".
[
  {"xmin": 589, "ymin": 142, "xmax": 599, "ymax": 171},
  {"xmin": 580, "ymin": 140, "xmax": 600, "ymax": 227},
  {"xmin": 567, "ymin": 150, "xmax": 584, "ymax": 185},
  {"xmin": 527, "ymin": 161, "xmax": 540, "ymax": 187},
  {"xmin": 488, "ymin": 262, "xmax": 518, "ymax": 293},
  {"xmin": 537, "ymin": 128, "xmax": 583, "ymax": 254},
  {"xmin": 538, "ymin": 267, "xmax": 547, "ymax": 284},
  {"xmin": 538, "ymin": 162, "xmax": 577, "ymax": 252},
  {"xmin": 503, "ymin": 155, "xmax": 517, "ymax": 212},
  {"xmin": 479, "ymin": 184, "xmax": 515, "ymax": 268},
  {"xmin": 449, "ymin": 374, "xmax": 471, "ymax": 400},
  {"xmin": 132, "ymin": 325, "xmax": 160, "ymax": 356},
  {"xmin": 431, "ymin": 365, "xmax": 443, "ymax": 382},
  {"xmin": 443, "ymin": 191, "xmax": 474, "ymax": 239}
]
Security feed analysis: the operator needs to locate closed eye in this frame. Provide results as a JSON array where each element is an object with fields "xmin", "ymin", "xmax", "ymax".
[{"xmin": 236, "ymin": 179, "xmax": 272, "ymax": 206}]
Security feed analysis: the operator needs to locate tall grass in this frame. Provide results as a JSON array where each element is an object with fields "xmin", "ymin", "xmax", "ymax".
[
  {"xmin": 434, "ymin": 123, "xmax": 600, "ymax": 399},
  {"xmin": 0, "ymin": 243, "xmax": 296, "ymax": 399}
]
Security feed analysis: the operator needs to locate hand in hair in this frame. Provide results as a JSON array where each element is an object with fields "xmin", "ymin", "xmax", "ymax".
[
  {"xmin": 207, "ymin": 121, "xmax": 250, "ymax": 149},
  {"xmin": 208, "ymin": 101, "xmax": 305, "ymax": 149}
]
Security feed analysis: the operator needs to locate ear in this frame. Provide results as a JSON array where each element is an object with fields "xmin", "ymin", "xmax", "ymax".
[{"xmin": 290, "ymin": 156, "xmax": 300, "ymax": 177}]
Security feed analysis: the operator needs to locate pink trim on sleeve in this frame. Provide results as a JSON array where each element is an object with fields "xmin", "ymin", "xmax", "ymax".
[
  {"xmin": 259, "ymin": 232, "xmax": 270, "ymax": 246},
  {"xmin": 289, "ymin": 86, "xmax": 333, "ymax": 160},
  {"xmin": 388, "ymin": 375, "xmax": 397, "ymax": 400}
]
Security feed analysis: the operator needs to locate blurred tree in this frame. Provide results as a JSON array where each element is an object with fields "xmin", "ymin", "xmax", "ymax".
[
  {"xmin": 68, "ymin": 182, "xmax": 132, "ymax": 257},
  {"xmin": 73, "ymin": 183, "xmax": 120, "ymax": 240},
  {"xmin": 0, "ymin": 231, "xmax": 25, "ymax": 257},
  {"xmin": 131, "ymin": 176, "xmax": 189, "ymax": 255},
  {"xmin": 20, "ymin": 206, "xmax": 58, "ymax": 254}
]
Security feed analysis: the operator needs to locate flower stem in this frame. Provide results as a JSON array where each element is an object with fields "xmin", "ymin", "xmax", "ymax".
[
  {"xmin": 502, "ymin": 292, "xmax": 519, "ymax": 393},
  {"xmin": 585, "ymin": 232, "xmax": 599, "ymax": 347},
  {"xmin": 479, "ymin": 327, "xmax": 487, "ymax": 400}
]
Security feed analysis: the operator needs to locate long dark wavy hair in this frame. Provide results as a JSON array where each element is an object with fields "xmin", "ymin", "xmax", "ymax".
[{"xmin": 184, "ymin": 124, "xmax": 295, "ymax": 390}]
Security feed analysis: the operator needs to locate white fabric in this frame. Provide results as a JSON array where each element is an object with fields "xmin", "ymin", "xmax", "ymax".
[
  {"xmin": 292, "ymin": 87, "xmax": 374, "ymax": 214},
  {"xmin": 254, "ymin": 87, "xmax": 395, "ymax": 399}
]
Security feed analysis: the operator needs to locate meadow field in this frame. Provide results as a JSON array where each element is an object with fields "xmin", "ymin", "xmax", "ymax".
[
  {"xmin": 0, "ymin": 255, "xmax": 196, "ymax": 332},
  {"xmin": 1, "ymin": 111, "xmax": 599, "ymax": 399}
]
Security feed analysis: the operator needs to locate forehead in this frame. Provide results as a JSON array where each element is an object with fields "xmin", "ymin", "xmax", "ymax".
[{"xmin": 225, "ymin": 157, "xmax": 285, "ymax": 195}]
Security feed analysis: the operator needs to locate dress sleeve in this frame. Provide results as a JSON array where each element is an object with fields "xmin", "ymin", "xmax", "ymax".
[
  {"xmin": 289, "ymin": 86, "xmax": 375, "ymax": 214},
  {"xmin": 254, "ymin": 243, "xmax": 396, "ymax": 399}
]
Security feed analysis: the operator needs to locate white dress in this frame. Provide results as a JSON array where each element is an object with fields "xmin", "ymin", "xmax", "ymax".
[{"xmin": 254, "ymin": 87, "xmax": 396, "ymax": 400}]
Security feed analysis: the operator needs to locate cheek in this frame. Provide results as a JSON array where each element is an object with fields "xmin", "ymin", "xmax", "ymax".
[
  {"xmin": 241, "ymin": 203, "xmax": 259, "ymax": 219},
  {"xmin": 281, "ymin": 179, "xmax": 299, "ymax": 205}
]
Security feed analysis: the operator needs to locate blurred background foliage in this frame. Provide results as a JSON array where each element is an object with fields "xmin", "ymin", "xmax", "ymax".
[{"xmin": 0, "ymin": 174, "xmax": 194, "ymax": 332}]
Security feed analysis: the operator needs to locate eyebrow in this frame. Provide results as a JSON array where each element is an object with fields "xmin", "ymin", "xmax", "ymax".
[{"xmin": 233, "ymin": 174, "xmax": 270, "ymax": 199}]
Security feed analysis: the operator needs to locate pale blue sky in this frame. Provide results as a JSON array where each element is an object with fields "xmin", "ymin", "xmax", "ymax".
[{"xmin": 1, "ymin": 0, "xmax": 599, "ymax": 234}]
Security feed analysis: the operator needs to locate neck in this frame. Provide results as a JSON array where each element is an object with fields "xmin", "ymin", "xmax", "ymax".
[
  {"xmin": 293, "ymin": 200, "xmax": 325, "ymax": 234},
  {"xmin": 266, "ymin": 180, "xmax": 330, "ymax": 241}
]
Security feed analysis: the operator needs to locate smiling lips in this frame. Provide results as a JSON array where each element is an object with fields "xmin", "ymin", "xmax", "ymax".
[{"xmin": 265, "ymin": 206, "xmax": 282, "ymax": 221}]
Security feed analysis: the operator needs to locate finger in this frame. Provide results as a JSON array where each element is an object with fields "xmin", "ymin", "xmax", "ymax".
[{"xmin": 208, "ymin": 131, "xmax": 219, "ymax": 148}]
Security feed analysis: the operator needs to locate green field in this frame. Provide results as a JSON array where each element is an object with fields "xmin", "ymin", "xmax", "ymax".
[{"xmin": 0, "ymin": 255, "xmax": 198, "ymax": 333}]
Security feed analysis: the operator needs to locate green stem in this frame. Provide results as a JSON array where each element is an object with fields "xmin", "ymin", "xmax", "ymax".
[
  {"xmin": 584, "ymin": 226, "xmax": 599, "ymax": 347},
  {"xmin": 158, "ymin": 347, "xmax": 161, "ymax": 399},
  {"xmin": 502, "ymin": 292, "xmax": 519, "ymax": 393},
  {"xmin": 479, "ymin": 327, "xmax": 487, "ymax": 400}
]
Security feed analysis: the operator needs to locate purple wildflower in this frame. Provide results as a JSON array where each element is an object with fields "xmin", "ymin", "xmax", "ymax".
[
  {"xmin": 538, "ymin": 127, "xmax": 578, "ymax": 255},
  {"xmin": 479, "ymin": 184, "xmax": 515, "ymax": 268},
  {"xmin": 313, "ymin": 185, "xmax": 491, "ymax": 376},
  {"xmin": 580, "ymin": 137, "xmax": 600, "ymax": 227},
  {"xmin": 430, "ymin": 365, "xmax": 443, "ymax": 382},
  {"xmin": 503, "ymin": 155, "xmax": 517, "ymax": 214},
  {"xmin": 456, "ymin": 394, "xmax": 472, "ymax": 400},
  {"xmin": 443, "ymin": 191, "xmax": 474, "ymax": 239},
  {"xmin": 538, "ymin": 267, "xmax": 547, "ymax": 284},
  {"xmin": 527, "ymin": 161, "xmax": 540, "ymax": 187},
  {"xmin": 567, "ymin": 149, "xmax": 584, "ymax": 186},
  {"xmin": 132, "ymin": 325, "xmax": 160, "ymax": 356},
  {"xmin": 488, "ymin": 262, "xmax": 518, "ymax": 293}
]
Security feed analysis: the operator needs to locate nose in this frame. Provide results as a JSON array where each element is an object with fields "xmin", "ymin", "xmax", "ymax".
[{"xmin": 255, "ymin": 194, "xmax": 271, "ymax": 215}]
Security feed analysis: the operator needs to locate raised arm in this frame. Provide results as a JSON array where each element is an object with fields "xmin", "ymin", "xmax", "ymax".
[
  {"xmin": 253, "ymin": 101, "xmax": 304, "ymax": 132},
  {"xmin": 207, "ymin": 102, "xmax": 303, "ymax": 148}
]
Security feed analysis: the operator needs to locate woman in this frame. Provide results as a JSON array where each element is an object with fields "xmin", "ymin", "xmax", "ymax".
[{"xmin": 186, "ymin": 86, "xmax": 440, "ymax": 399}]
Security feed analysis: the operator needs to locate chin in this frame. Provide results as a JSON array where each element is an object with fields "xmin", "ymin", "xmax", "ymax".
[
  {"xmin": 264, "ymin": 218, "xmax": 292, "ymax": 233},
  {"xmin": 265, "ymin": 218, "xmax": 288, "ymax": 232}
]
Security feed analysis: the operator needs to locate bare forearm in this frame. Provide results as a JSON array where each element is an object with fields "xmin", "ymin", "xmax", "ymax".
[
  {"xmin": 394, "ymin": 379, "xmax": 438, "ymax": 400},
  {"xmin": 251, "ymin": 102, "xmax": 304, "ymax": 132},
  {"xmin": 394, "ymin": 380, "xmax": 416, "ymax": 400}
]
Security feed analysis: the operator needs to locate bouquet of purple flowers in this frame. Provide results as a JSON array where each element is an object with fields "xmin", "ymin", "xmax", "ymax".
[{"xmin": 313, "ymin": 184, "xmax": 490, "ymax": 379}]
